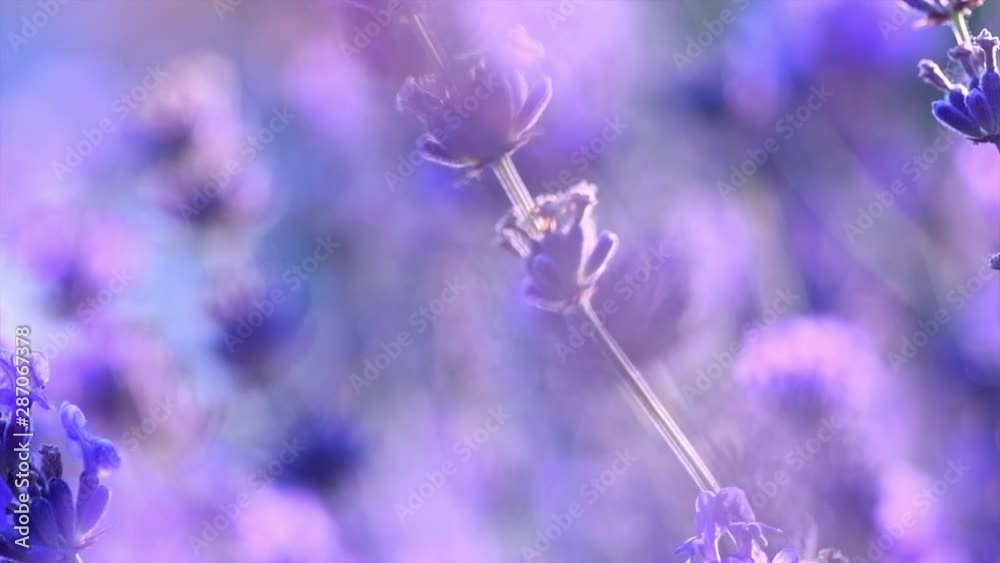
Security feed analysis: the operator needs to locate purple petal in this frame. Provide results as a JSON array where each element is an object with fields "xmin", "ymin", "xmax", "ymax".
[
  {"xmin": 76, "ymin": 473, "xmax": 110, "ymax": 537},
  {"xmin": 582, "ymin": 231, "xmax": 619, "ymax": 283},
  {"xmin": 45, "ymin": 478, "xmax": 75, "ymax": 543},
  {"xmin": 966, "ymin": 88, "xmax": 996, "ymax": 133},
  {"xmin": 932, "ymin": 100, "xmax": 984, "ymax": 138},
  {"xmin": 511, "ymin": 77, "xmax": 553, "ymax": 137},
  {"xmin": 29, "ymin": 498, "xmax": 62, "ymax": 548}
]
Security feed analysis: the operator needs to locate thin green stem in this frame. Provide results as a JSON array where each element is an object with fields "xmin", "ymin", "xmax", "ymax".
[
  {"xmin": 952, "ymin": 12, "xmax": 972, "ymax": 45},
  {"xmin": 492, "ymin": 156, "xmax": 536, "ymax": 223},
  {"xmin": 404, "ymin": 5, "xmax": 721, "ymax": 496},
  {"xmin": 410, "ymin": 13, "xmax": 449, "ymax": 76},
  {"xmin": 580, "ymin": 299, "xmax": 721, "ymax": 493}
]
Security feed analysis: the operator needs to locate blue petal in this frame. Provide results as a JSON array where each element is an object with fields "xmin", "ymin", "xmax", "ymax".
[
  {"xmin": 45, "ymin": 478, "xmax": 75, "ymax": 544},
  {"xmin": 511, "ymin": 77, "xmax": 553, "ymax": 137},
  {"xmin": 83, "ymin": 438, "xmax": 122, "ymax": 474},
  {"xmin": 932, "ymin": 100, "xmax": 985, "ymax": 138},
  {"xmin": 29, "ymin": 498, "xmax": 63, "ymax": 549},
  {"xmin": 980, "ymin": 71, "xmax": 1000, "ymax": 128},
  {"xmin": 76, "ymin": 473, "xmax": 111, "ymax": 537},
  {"xmin": 966, "ymin": 88, "xmax": 996, "ymax": 133}
]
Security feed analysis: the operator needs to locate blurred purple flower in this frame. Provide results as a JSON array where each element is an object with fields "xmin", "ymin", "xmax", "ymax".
[
  {"xmin": 900, "ymin": 0, "xmax": 985, "ymax": 26},
  {"xmin": 396, "ymin": 28, "xmax": 552, "ymax": 176},
  {"xmin": 497, "ymin": 182, "xmax": 618, "ymax": 313},
  {"xmin": 674, "ymin": 487, "xmax": 787, "ymax": 563}
]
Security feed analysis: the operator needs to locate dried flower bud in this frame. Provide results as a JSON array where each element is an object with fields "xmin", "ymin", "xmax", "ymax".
[
  {"xmin": 497, "ymin": 182, "xmax": 618, "ymax": 313},
  {"xmin": 918, "ymin": 59, "xmax": 957, "ymax": 92},
  {"xmin": 39, "ymin": 444, "xmax": 63, "ymax": 481}
]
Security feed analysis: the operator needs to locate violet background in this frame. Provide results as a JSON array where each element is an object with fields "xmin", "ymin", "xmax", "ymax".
[{"xmin": 1, "ymin": 0, "xmax": 999, "ymax": 562}]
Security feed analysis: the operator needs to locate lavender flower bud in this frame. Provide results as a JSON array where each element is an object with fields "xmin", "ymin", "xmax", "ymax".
[
  {"xmin": 976, "ymin": 29, "xmax": 999, "ymax": 72},
  {"xmin": 918, "ymin": 60, "xmax": 957, "ymax": 92},
  {"xmin": 966, "ymin": 88, "xmax": 997, "ymax": 133},
  {"xmin": 949, "ymin": 43, "xmax": 985, "ymax": 83},
  {"xmin": 39, "ymin": 444, "xmax": 63, "ymax": 481},
  {"xmin": 932, "ymin": 99, "xmax": 985, "ymax": 137},
  {"xmin": 497, "ymin": 182, "xmax": 618, "ymax": 313}
]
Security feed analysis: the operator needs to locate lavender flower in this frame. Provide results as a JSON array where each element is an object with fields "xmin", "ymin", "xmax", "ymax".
[
  {"xmin": 396, "ymin": 33, "xmax": 552, "ymax": 176},
  {"xmin": 991, "ymin": 252, "xmax": 1000, "ymax": 270},
  {"xmin": 497, "ymin": 182, "xmax": 618, "ymax": 312},
  {"xmin": 900, "ymin": 0, "xmax": 985, "ymax": 26},
  {"xmin": 0, "ymin": 398, "xmax": 120, "ymax": 562},
  {"xmin": 919, "ymin": 29, "xmax": 1000, "ymax": 144},
  {"xmin": 674, "ymin": 487, "xmax": 789, "ymax": 563}
]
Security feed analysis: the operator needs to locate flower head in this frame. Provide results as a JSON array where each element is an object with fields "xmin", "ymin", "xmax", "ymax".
[
  {"xmin": 920, "ymin": 29, "xmax": 1000, "ymax": 143},
  {"xmin": 497, "ymin": 182, "xmax": 618, "ymax": 313},
  {"xmin": 396, "ymin": 28, "xmax": 552, "ymax": 176}
]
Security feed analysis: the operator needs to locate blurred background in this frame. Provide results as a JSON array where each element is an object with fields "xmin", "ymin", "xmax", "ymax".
[{"xmin": 1, "ymin": 0, "xmax": 999, "ymax": 561}]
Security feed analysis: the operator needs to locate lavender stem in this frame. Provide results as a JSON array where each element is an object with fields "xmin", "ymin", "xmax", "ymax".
[
  {"xmin": 404, "ymin": 6, "xmax": 721, "ymax": 495},
  {"xmin": 952, "ymin": 11, "xmax": 972, "ymax": 44},
  {"xmin": 580, "ymin": 299, "xmax": 721, "ymax": 493}
]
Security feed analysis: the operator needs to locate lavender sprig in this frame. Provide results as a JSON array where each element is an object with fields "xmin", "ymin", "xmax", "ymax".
[
  {"xmin": 395, "ymin": 10, "xmax": 723, "ymax": 496},
  {"xmin": 905, "ymin": 1, "xmax": 1000, "ymax": 154}
]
